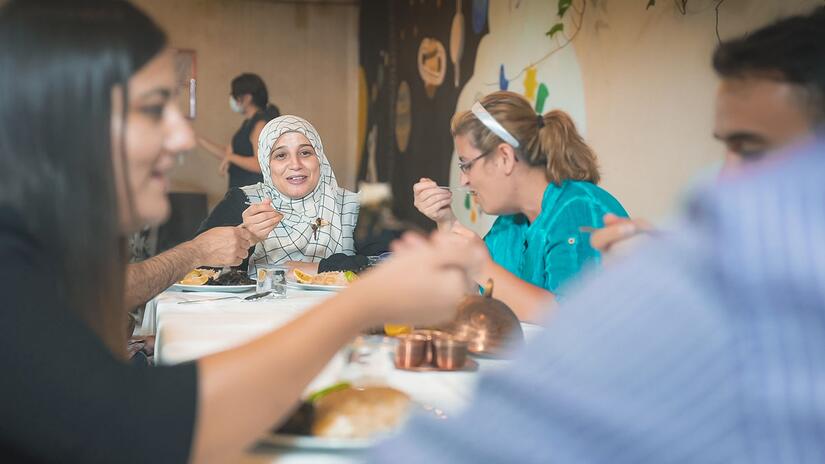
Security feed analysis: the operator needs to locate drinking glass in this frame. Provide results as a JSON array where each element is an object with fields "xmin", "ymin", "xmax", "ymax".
[
  {"xmin": 341, "ymin": 335, "xmax": 396, "ymax": 386},
  {"xmin": 256, "ymin": 266, "xmax": 287, "ymax": 298}
]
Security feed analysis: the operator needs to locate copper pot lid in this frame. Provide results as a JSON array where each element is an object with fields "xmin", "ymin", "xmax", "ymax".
[{"xmin": 441, "ymin": 280, "xmax": 523, "ymax": 359}]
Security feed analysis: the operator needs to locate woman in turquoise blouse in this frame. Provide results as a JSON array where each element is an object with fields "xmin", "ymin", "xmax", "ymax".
[{"xmin": 414, "ymin": 91, "xmax": 627, "ymax": 322}]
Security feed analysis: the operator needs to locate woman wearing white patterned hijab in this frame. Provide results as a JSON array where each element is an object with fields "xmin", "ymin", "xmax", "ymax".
[{"xmin": 209, "ymin": 115, "xmax": 360, "ymax": 274}]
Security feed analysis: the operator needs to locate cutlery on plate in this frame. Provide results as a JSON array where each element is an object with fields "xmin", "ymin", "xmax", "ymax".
[
  {"xmin": 244, "ymin": 291, "xmax": 271, "ymax": 301},
  {"xmin": 177, "ymin": 291, "xmax": 271, "ymax": 304},
  {"xmin": 177, "ymin": 296, "xmax": 239, "ymax": 305}
]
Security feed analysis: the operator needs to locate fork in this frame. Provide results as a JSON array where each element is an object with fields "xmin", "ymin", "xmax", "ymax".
[
  {"xmin": 177, "ymin": 296, "xmax": 239, "ymax": 305},
  {"xmin": 176, "ymin": 291, "xmax": 271, "ymax": 305}
]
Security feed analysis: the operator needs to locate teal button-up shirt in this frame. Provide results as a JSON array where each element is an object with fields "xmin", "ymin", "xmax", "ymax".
[{"xmin": 483, "ymin": 180, "xmax": 627, "ymax": 297}]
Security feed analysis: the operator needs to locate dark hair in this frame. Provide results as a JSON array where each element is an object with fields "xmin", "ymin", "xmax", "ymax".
[
  {"xmin": 712, "ymin": 6, "xmax": 825, "ymax": 123},
  {"xmin": 231, "ymin": 73, "xmax": 270, "ymax": 110},
  {"xmin": 0, "ymin": 0, "xmax": 167, "ymax": 356},
  {"xmin": 451, "ymin": 91, "xmax": 600, "ymax": 185}
]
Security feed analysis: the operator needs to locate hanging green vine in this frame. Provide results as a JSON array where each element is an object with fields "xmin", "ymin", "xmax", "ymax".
[{"xmin": 547, "ymin": 0, "xmax": 726, "ymax": 41}]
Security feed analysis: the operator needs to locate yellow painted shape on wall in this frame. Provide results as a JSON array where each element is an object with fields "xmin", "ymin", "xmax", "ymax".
[
  {"xmin": 523, "ymin": 66, "xmax": 538, "ymax": 101},
  {"xmin": 357, "ymin": 66, "xmax": 368, "ymax": 162}
]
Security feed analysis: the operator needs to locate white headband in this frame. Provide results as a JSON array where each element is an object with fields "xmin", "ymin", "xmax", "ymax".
[{"xmin": 471, "ymin": 101, "xmax": 520, "ymax": 148}]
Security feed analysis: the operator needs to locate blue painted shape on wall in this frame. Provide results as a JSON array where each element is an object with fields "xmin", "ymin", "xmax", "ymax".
[
  {"xmin": 472, "ymin": 0, "xmax": 488, "ymax": 34},
  {"xmin": 499, "ymin": 64, "xmax": 508, "ymax": 90}
]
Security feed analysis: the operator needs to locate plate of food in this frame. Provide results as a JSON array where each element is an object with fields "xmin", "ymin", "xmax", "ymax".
[
  {"xmin": 171, "ymin": 268, "xmax": 256, "ymax": 293},
  {"xmin": 288, "ymin": 269, "xmax": 358, "ymax": 292},
  {"xmin": 266, "ymin": 383, "xmax": 437, "ymax": 450}
]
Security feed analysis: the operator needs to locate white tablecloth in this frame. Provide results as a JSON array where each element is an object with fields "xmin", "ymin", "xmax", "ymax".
[{"xmin": 153, "ymin": 286, "xmax": 543, "ymax": 463}]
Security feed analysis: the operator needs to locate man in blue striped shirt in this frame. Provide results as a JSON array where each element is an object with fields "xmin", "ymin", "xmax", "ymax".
[
  {"xmin": 370, "ymin": 7, "xmax": 825, "ymax": 464},
  {"xmin": 371, "ymin": 139, "xmax": 825, "ymax": 464}
]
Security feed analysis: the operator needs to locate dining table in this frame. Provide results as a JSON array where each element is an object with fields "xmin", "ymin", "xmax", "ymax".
[{"xmin": 146, "ymin": 284, "xmax": 544, "ymax": 463}]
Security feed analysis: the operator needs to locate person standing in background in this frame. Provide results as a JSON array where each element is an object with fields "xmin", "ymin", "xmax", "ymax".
[{"xmin": 198, "ymin": 73, "xmax": 280, "ymax": 189}]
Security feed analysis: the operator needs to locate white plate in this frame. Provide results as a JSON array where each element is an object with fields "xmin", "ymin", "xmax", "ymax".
[
  {"xmin": 262, "ymin": 433, "xmax": 374, "ymax": 450},
  {"xmin": 171, "ymin": 283, "xmax": 256, "ymax": 293},
  {"xmin": 264, "ymin": 403, "xmax": 446, "ymax": 450},
  {"xmin": 288, "ymin": 282, "xmax": 347, "ymax": 292}
]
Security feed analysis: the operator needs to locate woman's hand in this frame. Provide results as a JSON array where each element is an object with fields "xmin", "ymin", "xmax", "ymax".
[
  {"xmin": 218, "ymin": 157, "xmax": 230, "ymax": 177},
  {"xmin": 351, "ymin": 231, "xmax": 486, "ymax": 328},
  {"xmin": 450, "ymin": 222, "xmax": 492, "ymax": 282},
  {"xmin": 219, "ymin": 145, "xmax": 233, "ymax": 175},
  {"xmin": 196, "ymin": 135, "xmax": 228, "ymax": 161},
  {"xmin": 195, "ymin": 135, "xmax": 212, "ymax": 151},
  {"xmin": 413, "ymin": 178, "xmax": 456, "ymax": 231},
  {"xmin": 241, "ymin": 199, "xmax": 283, "ymax": 243}
]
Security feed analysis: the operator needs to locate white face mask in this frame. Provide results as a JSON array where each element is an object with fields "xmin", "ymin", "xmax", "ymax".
[{"xmin": 229, "ymin": 95, "xmax": 243, "ymax": 114}]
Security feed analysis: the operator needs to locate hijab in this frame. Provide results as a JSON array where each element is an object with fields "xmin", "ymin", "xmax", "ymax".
[{"xmin": 241, "ymin": 115, "xmax": 359, "ymax": 274}]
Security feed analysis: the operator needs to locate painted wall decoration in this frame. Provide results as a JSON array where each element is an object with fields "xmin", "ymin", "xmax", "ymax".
[
  {"xmin": 358, "ymin": 0, "xmax": 585, "ymax": 233},
  {"xmin": 395, "ymin": 80, "xmax": 412, "ymax": 153},
  {"xmin": 357, "ymin": 3, "xmax": 393, "ymax": 186},
  {"xmin": 449, "ymin": 0, "xmax": 465, "ymax": 87},
  {"xmin": 357, "ymin": 67, "xmax": 368, "ymax": 161},
  {"xmin": 449, "ymin": 0, "xmax": 587, "ymax": 235},
  {"xmin": 365, "ymin": 125, "xmax": 378, "ymax": 182},
  {"xmin": 172, "ymin": 48, "xmax": 197, "ymax": 120},
  {"xmin": 417, "ymin": 38, "xmax": 447, "ymax": 98},
  {"xmin": 359, "ymin": 0, "xmax": 486, "ymax": 230},
  {"xmin": 472, "ymin": 0, "xmax": 488, "ymax": 34}
]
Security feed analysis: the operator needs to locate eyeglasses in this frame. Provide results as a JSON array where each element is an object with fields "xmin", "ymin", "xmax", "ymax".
[{"xmin": 457, "ymin": 150, "xmax": 493, "ymax": 173}]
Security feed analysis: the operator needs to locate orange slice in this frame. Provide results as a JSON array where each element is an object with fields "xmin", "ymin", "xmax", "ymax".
[
  {"xmin": 293, "ymin": 269, "xmax": 315, "ymax": 284},
  {"xmin": 180, "ymin": 270, "xmax": 209, "ymax": 286},
  {"xmin": 384, "ymin": 324, "xmax": 412, "ymax": 336}
]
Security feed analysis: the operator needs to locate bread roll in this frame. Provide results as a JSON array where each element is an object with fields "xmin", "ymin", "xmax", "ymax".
[{"xmin": 312, "ymin": 386, "xmax": 411, "ymax": 439}]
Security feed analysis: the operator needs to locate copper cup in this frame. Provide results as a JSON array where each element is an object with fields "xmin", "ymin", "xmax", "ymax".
[
  {"xmin": 394, "ymin": 333, "xmax": 430, "ymax": 368},
  {"xmin": 412, "ymin": 329, "xmax": 445, "ymax": 366},
  {"xmin": 412, "ymin": 329, "xmax": 445, "ymax": 339},
  {"xmin": 433, "ymin": 335, "xmax": 469, "ymax": 370}
]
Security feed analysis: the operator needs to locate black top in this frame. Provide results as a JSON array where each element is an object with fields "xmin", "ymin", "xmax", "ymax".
[
  {"xmin": 229, "ymin": 106, "xmax": 279, "ymax": 189},
  {"xmin": 196, "ymin": 188, "xmax": 395, "ymax": 272},
  {"xmin": 0, "ymin": 207, "xmax": 197, "ymax": 464}
]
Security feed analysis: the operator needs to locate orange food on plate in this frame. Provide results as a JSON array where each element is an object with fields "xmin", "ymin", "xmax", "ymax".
[
  {"xmin": 384, "ymin": 324, "xmax": 412, "ymax": 336},
  {"xmin": 179, "ymin": 269, "xmax": 218, "ymax": 286},
  {"xmin": 292, "ymin": 269, "xmax": 355, "ymax": 286}
]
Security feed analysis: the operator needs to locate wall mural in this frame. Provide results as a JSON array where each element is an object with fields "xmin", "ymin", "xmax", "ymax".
[
  {"xmin": 358, "ymin": 0, "xmax": 486, "ymax": 230},
  {"xmin": 451, "ymin": 0, "xmax": 587, "ymax": 235},
  {"xmin": 357, "ymin": 2, "xmax": 391, "ymax": 185},
  {"xmin": 417, "ymin": 37, "xmax": 447, "ymax": 98},
  {"xmin": 358, "ymin": 0, "xmax": 586, "ymax": 234}
]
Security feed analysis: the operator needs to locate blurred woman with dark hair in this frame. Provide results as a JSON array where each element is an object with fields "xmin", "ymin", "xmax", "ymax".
[
  {"xmin": 198, "ymin": 72, "xmax": 280, "ymax": 189},
  {"xmin": 0, "ymin": 1, "xmax": 478, "ymax": 462}
]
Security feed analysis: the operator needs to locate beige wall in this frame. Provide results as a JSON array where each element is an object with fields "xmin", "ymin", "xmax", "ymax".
[
  {"xmin": 136, "ymin": 0, "xmax": 820, "ymax": 219},
  {"xmin": 572, "ymin": 0, "xmax": 821, "ymax": 220},
  {"xmin": 133, "ymin": 0, "xmax": 359, "ymax": 207}
]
